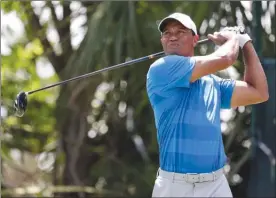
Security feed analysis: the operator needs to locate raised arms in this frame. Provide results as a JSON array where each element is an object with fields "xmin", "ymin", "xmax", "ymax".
[
  {"xmin": 230, "ymin": 41, "xmax": 269, "ymax": 107},
  {"xmin": 190, "ymin": 31, "xmax": 239, "ymax": 82}
]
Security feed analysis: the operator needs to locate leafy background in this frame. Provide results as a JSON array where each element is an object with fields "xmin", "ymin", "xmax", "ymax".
[{"xmin": 1, "ymin": 1, "xmax": 275, "ymax": 197}]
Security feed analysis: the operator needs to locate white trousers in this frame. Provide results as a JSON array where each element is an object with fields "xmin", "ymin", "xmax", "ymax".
[{"xmin": 152, "ymin": 169, "xmax": 233, "ymax": 197}]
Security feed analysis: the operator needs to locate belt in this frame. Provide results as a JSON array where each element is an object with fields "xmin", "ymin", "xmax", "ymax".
[{"xmin": 157, "ymin": 168, "xmax": 224, "ymax": 183}]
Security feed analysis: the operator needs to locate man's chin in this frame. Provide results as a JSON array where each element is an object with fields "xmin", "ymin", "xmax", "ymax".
[{"xmin": 165, "ymin": 51, "xmax": 181, "ymax": 56}]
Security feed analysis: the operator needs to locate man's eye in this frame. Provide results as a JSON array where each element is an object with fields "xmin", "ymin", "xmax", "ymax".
[{"xmin": 179, "ymin": 30, "xmax": 188, "ymax": 34}]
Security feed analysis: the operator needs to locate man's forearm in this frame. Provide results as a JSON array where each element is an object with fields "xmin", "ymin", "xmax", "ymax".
[
  {"xmin": 242, "ymin": 42, "xmax": 269, "ymax": 99},
  {"xmin": 214, "ymin": 36, "xmax": 239, "ymax": 63}
]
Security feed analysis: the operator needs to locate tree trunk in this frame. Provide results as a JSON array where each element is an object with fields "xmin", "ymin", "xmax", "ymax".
[{"xmin": 54, "ymin": 84, "xmax": 100, "ymax": 198}]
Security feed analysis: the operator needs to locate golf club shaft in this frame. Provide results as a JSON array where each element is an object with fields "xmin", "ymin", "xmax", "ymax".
[{"xmin": 28, "ymin": 38, "xmax": 209, "ymax": 95}]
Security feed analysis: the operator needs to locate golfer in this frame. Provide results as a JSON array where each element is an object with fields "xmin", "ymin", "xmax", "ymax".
[{"xmin": 146, "ymin": 12, "xmax": 269, "ymax": 197}]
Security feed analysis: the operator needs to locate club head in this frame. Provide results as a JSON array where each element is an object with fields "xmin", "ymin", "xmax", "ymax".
[
  {"xmin": 236, "ymin": 26, "xmax": 246, "ymax": 34},
  {"xmin": 14, "ymin": 91, "xmax": 28, "ymax": 117}
]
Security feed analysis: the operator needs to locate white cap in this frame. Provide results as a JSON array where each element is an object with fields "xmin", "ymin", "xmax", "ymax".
[{"xmin": 158, "ymin": 12, "xmax": 197, "ymax": 35}]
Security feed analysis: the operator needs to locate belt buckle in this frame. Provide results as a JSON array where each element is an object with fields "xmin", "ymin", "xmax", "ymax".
[
  {"xmin": 187, "ymin": 173, "xmax": 198, "ymax": 183},
  {"xmin": 183, "ymin": 174, "xmax": 189, "ymax": 182}
]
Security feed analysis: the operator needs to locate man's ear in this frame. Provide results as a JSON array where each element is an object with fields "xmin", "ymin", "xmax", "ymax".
[{"xmin": 193, "ymin": 35, "xmax": 199, "ymax": 47}]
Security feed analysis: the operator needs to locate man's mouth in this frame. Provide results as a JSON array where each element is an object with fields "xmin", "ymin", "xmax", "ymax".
[{"xmin": 168, "ymin": 43, "xmax": 180, "ymax": 48}]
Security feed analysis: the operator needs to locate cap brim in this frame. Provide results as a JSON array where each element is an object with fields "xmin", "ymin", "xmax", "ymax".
[{"xmin": 158, "ymin": 17, "xmax": 182, "ymax": 32}]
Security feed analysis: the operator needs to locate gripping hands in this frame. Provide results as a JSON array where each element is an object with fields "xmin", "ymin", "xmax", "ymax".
[{"xmin": 208, "ymin": 26, "xmax": 252, "ymax": 48}]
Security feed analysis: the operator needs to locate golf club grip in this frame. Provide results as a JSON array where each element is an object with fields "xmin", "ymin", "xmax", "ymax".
[{"xmin": 27, "ymin": 38, "xmax": 210, "ymax": 95}]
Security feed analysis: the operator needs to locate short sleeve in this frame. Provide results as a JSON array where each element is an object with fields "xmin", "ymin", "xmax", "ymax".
[
  {"xmin": 217, "ymin": 77, "xmax": 236, "ymax": 109},
  {"xmin": 147, "ymin": 55, "xmax": 196, "ymax": 94}
]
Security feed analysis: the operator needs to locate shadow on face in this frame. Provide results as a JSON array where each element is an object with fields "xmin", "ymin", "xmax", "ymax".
[{"xmin": 160, "ymin": 19, "xmax": 198, "ymax": 56}]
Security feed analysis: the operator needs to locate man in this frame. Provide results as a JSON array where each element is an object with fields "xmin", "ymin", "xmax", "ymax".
[{"xmin": 146, "ymin": 12, "xmax": 269, "ymax": 197}]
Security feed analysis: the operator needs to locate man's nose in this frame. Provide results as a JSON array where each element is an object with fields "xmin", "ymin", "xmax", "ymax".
[{"xmin": 169, "ymin": 35, "xmax": 178, "ymax": 41}]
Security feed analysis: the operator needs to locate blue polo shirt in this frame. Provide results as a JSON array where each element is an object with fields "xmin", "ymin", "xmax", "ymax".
[{"xmin": 146, "ymin": 55, "xmax": 235, "ymax": 173}]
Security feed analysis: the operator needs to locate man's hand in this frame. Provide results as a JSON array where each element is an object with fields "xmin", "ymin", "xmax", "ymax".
[
  {"xmin": 190, "ymin": 29, "xmax": 239, "ymax": 82},
  {"xmin": 207, "ymin": 30, "xmax": 237, "ymax": 46},
  {"xmin": 208, "ymin": 26, "xmax": 252, "ymax": 48}
]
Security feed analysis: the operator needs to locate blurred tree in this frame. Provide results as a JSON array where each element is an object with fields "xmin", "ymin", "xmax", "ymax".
[
  {"xmin": 246, "ymin": 1, "xmax": 276, "ymax": 197},
  {"xmin": 1, "ymin": 1, "xmax": 275, "ymax": 197}
]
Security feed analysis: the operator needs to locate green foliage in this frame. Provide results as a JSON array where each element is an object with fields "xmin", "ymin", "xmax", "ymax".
[
  {"xmin": 1, "ymin": 3, "xmax": 59, "ymax": 195},
  {"xmin": 1, "ymin": 40, "xmax": 58, "ymax": 142}
]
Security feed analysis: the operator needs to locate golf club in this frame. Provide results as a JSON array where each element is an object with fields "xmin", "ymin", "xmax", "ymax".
[{"xmin": 14, "ymin": 38, "xmax": 212, "ymax": 117}]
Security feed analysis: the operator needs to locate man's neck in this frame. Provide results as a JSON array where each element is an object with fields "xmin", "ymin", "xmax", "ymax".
[{"xmin": 165, "ymin": 51, "xmax": 194, "ymax": 57}]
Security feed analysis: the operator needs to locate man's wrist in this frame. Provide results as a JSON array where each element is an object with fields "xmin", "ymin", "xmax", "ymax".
[
  {"xmin": 242, "ymin": 41, "xmax": 253, "ymax": 50},
  {"xmin": 238, "ymin": 33, "xmax": 252, "ymax": 49}
]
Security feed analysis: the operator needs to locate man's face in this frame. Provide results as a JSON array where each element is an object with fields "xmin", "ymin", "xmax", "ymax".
[{"xmin": 160, "ymin": 20, "xmax": 197, "ymax": 56}]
